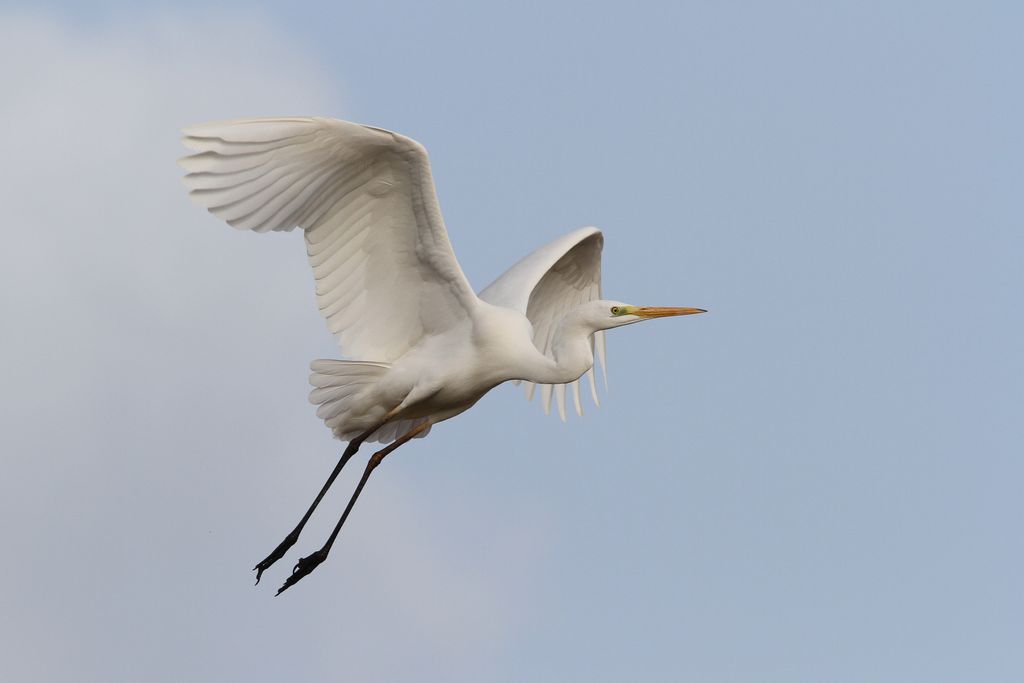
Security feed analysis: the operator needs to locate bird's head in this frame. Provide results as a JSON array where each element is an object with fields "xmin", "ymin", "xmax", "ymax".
[{"xmin": 581, "ymin": 299, "xmax": 707, "ymax": 332}]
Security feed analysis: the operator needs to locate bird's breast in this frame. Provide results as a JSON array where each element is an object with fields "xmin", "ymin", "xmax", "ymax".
[{"xmin": 389, "ymin": 308, "xmax": 536, "ymax": 420}]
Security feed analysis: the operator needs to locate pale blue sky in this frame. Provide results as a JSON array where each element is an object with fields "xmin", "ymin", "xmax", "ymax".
[{"xmin": 1, "ymin": 2, "xmax": 1021, "ymax": 681}]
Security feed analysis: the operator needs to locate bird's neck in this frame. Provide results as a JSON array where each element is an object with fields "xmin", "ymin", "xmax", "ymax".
[{"xmin": 532, "ymin": 314, "xmax": 595, "ymax": 385}]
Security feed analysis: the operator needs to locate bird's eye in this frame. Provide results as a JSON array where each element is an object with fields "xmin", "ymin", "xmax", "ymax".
[{"xmin": 610, "ymin": 306, "xmax": 620, "ymax": 315}]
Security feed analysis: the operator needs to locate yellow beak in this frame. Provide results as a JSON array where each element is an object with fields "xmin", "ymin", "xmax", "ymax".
[{"xmin": 632, "ymin": 306, "xmax": 707, "ymax": 319}]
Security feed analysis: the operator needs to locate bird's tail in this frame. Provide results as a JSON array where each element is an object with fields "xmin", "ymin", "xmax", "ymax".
[{"xmin": 308, "ymin": 360, "xmax": 430, "ymax": 443}]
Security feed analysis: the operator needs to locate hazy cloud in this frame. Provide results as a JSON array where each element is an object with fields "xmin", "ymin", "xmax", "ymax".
[{"xmin": 0, "ymin": 11, "xmax": 545, "ymax": 681}]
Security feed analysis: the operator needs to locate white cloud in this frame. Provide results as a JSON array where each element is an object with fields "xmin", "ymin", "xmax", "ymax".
[{"xmin": 0, "ymin": 10, "xmax": 545, "ymax": 681}]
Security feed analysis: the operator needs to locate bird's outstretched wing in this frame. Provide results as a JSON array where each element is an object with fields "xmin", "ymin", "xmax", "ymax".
[
  {"xmin": 181, "ymin": 117, "xmax": 478, "ymax": 362},
  {"xmin": 479, "ymin": 227, "xmax": 606, "ymax": 420}
]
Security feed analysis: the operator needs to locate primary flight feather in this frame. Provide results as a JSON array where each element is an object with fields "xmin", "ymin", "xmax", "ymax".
[{"xmin": 181, "ymin": 116, "xmax": 705, "ymax": 594}]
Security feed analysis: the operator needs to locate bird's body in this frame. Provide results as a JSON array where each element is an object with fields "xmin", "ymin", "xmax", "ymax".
[
  {"xmin": 180, "ymin": 116, "xmax": 704, "ymax": 593},
  {"xmin": 318, "ymin": 301, "xmax": 536, "ymax": 439},
  {"xmin": 314, "ymin": 296, "xmax": 602, "ymax": 441}
]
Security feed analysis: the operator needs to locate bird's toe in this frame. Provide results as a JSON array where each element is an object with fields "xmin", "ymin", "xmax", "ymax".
[
  {"xmin": 275, "ymin": 549, "xmax": 328, "ymax": 595},
  {"xmin": 253, "ymin": 530, "xmax": 302, "ymax": 584}
]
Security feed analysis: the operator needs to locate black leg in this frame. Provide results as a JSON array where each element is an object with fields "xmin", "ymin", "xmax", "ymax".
[
  {"xmin": 275, "ymin": 422, "xmax": 430, "ymax": 595},
  {"xmin": 253, "ymin": 425, "xmax": 377, "ymax": 584}
]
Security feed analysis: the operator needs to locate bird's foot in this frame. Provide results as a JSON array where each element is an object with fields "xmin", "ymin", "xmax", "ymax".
[
  {"xmin": 253, "ymin": 529, "xmax": 301, "ymax": 585},
  {"xmin": 276, "ymin": 548, "xmax": 328, "ymax": 596}
]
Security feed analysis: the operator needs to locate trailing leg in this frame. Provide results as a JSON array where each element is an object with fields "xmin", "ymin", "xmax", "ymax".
[
  {"xmin": 276, "ymin": 422, "xmax": 431, "ymax": 595},
  {"xmin": 253, "ymin": 424, "xmax": 379, "ymax": 584}
]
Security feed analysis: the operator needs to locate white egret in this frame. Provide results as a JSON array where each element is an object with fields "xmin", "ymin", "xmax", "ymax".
[{"xmin": 180, "ymin": 117, "xmax": 705, "ymax": 594}]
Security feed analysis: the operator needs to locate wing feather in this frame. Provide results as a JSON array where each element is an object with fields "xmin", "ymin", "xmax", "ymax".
[
  {"xmin": 479, "ymin": 227, "xmax": 606, "ymax": 419},
  {"xmin": 181, "ymin": 117, "xmax": 478, "ymax": 362}
]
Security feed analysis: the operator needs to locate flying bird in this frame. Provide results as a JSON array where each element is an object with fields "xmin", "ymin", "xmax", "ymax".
[{"xmin": 180, "ymin": 117, "xmax": 705, "ymax": 594}]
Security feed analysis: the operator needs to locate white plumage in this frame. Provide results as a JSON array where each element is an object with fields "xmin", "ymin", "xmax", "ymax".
[
  {"xmin": 182, "ymin": 118, "xmax": 476, "ymax": 364},
  {"xmin": 479, "ymin": 226, "xmax": 607, "ymax": 419},
  {"xmin": 180, "ymin": 116, "xmax": 705, "ymax": 593}
]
